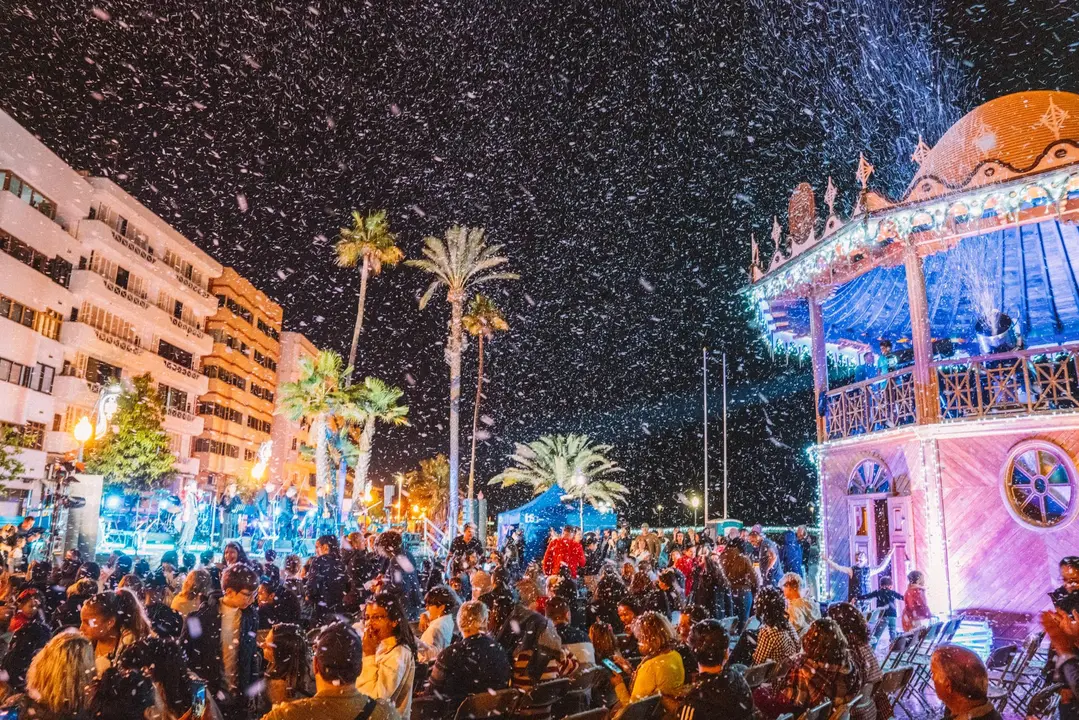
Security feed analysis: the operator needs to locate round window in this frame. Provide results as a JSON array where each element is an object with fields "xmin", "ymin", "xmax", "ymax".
[{"xmin": 1001, "ymin": 441, "xmax": 1078, "ymax": 529}]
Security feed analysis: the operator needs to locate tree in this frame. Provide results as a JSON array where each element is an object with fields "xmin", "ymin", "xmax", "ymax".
[
  {"xmin": 407, "ymin": 226, "xmax": 518, "ymax": 534},
  {"xmin": 84, "ymin": 374, "xmax": 175, "ymax": 490},
  {"xmin": 349, "ymin": 377, "xmax": 409, "ymax": 507},
  {"xmin": 462, "ymin": 294, "xmax": 509, "ymax": 520},
  {"xmin": 276, "ymin": 350, "xmax": 361, "ymax": 516},
  {"xmin": 0, "ymin": 425, "xmax": 29, "ymax": 488},
  {"xmin": 402, "ymin": 454, "xmax": 452, "ymax": 526},
  {"xmin": 335, "ymin": 210, "xmax": 405, "ymax": 375},
  {"xmin": 489, "ymin": 434, "xmax": 628, "ymax": 508}
]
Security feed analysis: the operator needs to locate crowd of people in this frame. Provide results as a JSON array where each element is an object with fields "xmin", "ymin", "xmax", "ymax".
[{"xmin": 0, "ymin": 518, "xmax": 1064, "ymax": 720}]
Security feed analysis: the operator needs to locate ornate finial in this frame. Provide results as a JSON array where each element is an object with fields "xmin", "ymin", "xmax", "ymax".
[
  {"xmin": 856, "ymin": 153, "xmax": 874, "ymax": 190},
  {"xmin": 911, "ymin": 135, "xmax": 932, "ymax": 166},
  {"xmin": 1039, "ymin": 95, "xmax": 1070, "ymax": 140},
  {"xmin": 824, "ymin": 176, "xmax": 837, "ymax": 217},
  {"xmin": 771, "ymin": 216, "xmax": 782, "ymax": 252}
]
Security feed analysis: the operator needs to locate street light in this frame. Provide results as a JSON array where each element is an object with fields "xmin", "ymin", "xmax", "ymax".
[
  {"xmin": 73, "ymin": 416, "xmax": 93, "ymax": 463},
  {"xmin": 691, "ymin": 495, "xmax": 700, "ymax": 527}
]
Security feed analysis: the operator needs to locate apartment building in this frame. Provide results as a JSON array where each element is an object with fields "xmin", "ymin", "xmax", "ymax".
[
  {"xmin": 60, "ymin": 178, "xmax": 223, "ymax": 479},
  {"xmin": 194, "ymin": 267, "xmax": 282, "ymax": 486},
  {"xmin": 0, "ymin": 111, "xmax": 92, "ymax": 507},
  {"xmin": 269, "ymin": 331, "xmax": 317, "ymax": 491}
]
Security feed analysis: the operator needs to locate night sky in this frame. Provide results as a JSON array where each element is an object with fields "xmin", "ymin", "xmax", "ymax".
[{"xmin": 2, "ymin": 0, "xmax": 1076, "ymax": 525}]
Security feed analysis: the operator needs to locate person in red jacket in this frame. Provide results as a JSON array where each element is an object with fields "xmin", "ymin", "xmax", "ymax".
[{"xmin": 542, "ymin": 525, "xmax": 587, "ymax": 578}]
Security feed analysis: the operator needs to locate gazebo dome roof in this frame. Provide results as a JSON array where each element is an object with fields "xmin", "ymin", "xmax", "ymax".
[{"xmin": 905, "ymin": 90, "xmax": 1079, "ymax": 202}]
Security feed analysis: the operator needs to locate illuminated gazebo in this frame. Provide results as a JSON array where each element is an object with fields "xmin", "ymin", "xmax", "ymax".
[{"xmin": 747, "ymin": 91, "xmax": 1079, "ymax": 622}]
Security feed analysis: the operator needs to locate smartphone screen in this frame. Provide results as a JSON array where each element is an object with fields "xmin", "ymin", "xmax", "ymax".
[
  {"xmin": 601, "ymin": 658, "xmax": 623, "ymax": 674},
  {"xmin": 191, "ymin": 682, "xmax": 206, "ymax": 717},
  {"xmin": 0, "ymin": 708, "xmax": 21, "ymax": 720}
]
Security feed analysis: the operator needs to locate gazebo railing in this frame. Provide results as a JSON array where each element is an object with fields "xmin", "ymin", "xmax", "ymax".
[
  {"xmin": 932, "ymin": 345, "xmax": 1079, "ymax": 420},
  {"xmin": 823, "ymin": 368, "xmax": 917, "ymax": 440}
]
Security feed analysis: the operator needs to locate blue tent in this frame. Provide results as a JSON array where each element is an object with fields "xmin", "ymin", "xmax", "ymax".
[{"xmin": 496, "ymin": 486, "xmax": 618, "ymax": 564}]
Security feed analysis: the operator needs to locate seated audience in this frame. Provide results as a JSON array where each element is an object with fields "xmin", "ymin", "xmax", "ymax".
[
  {"xmin": 417, "ymin": 585, "xmax": 458, "ymax": 663},
  {"xmin": 751, "ymin": 585, "xmax": 801, "ymax": 667},
  {"xmin": 828, "ymin": 602, "xmax": 882, "ymax": 720},
  {"xmin": 676, "ymin": 619, "xmax": 756, "ymax": 720},
  {"xmin": 782, "ymin": 572, "xmax": 820, "ymax": 637},
  {"xmin": 426, "ymin": 600, "xmax": 511, "ymax": 718},
  {"xmin": 930, "ymin": 644, "xmax": 1001, "ymax": 720},
  {"xmin": 610, "ymin": 610, "xmax": 685, "ymax": 706},
  {"xmin": 546, "ymin": 596, "xmax": 595, "ymax": 666},
  {"xmin": 776, "ymin": 617, "xmax": 862, "ymax": 712},
  {"xmin": 263, "ymin": 621, "xmax": 400, "ymax": 720}
]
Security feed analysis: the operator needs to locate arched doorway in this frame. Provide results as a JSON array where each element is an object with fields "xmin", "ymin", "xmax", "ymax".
[{"xmin": 846, "ymin": 457, "xmax": 914, "ymax": 595}]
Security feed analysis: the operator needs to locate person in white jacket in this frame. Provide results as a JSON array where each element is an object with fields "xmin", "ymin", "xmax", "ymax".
[
  {"xmin": 417, "ymin": 585, "xmax": 458, "ymax": 663},
  {"xmin": 358, "ymin": 591, "xmax": 417, "ymax": 719}
]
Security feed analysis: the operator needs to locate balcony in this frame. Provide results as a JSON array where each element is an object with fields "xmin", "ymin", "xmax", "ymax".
[
  {"xmin": 77, "ymin": 219, "xmax": 157, "ymax": 270},
  {"xmin": 154, "ymin": 355, "xmax": 209, "ymax": 395},
  {"xmin": 52, "ymin": 372, "xmax": 99, "ymax": 407},
  {"xmin": 60, "ymin": 322, "xmax": 143, "ymax": 367},
  {"xmin": 166, "ymin": 405, "xmax": 197, "ymax": 422},
  {"xmin": 163, "ymin": 406, "xmax": 204, "ymax": 437},
  {"xmin": 0, "ymin": 191, "xmax": 72, "ymax": 258},
  {"xmin": 71, "ymin": 270, "xmax": 150, "ymax": 316},
  {"xmin": 821, "ymin": 344, "xmax": 1079, "ymax": 441},
  {"xmin": 823, "ymin": 369, "xmax": 918, "ymax": 441},
  {"xmin": 173, "ymin": 271, "xmax": 211, "ymax": 300},
  {"xmin": 168, "ymin": 313, "xmax": 205, "ymax": 338}
]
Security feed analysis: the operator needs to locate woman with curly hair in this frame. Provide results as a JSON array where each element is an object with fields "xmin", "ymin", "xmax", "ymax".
[
  {"xmin": 752, "ymin": 585, "xmax": 801, "ymax": 666},
  {"xmin": 777, "ymin": 617, "xmax": 863, "ymax": 712},
  {"xmin": 261, "ymin": 623, "xmax": 314, "ymax": 706},
  {"xmin": 0, "ymin": 629, "xmax": 95, "ymax": 719},
  {"xmin": 610, "ymin": 611, "xmax": 685, "ymax": 706},
  {"xmin": 828, "ymin": 602, "xmax": 883, "ymax": 720}
]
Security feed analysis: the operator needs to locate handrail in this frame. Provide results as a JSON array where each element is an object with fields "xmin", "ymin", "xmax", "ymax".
[
  {"xmin": 825, "ymin": 366, "xmax": 914, "ymax": 399},
  {"xmin": 930, "ymin": 342, "xmax": 1079, "ymax": 369},
  {"xmin": 106, "ymin": 227, "xmax": 156, "ymax": 265},
  {"xmin": 99, "ymin": 274, "xmax": 149, "ymax": 309},
  {"xmin": 162, "ymin": 357, "xmax": 200, "ymax": 380},
  {"xmin": 89, "ymin": 325, "xmax": 142, "ymax": 355},
  {"xmin": 173, "ymin": 271, "xmax": 211, "ymax": 299},
  {"xmin": 166, "ymin": 406, "xmax": 196, "ymax": 422},
  {"xmin": 169, "ymin": 314, "xmax": 205, "ymax": 337}
]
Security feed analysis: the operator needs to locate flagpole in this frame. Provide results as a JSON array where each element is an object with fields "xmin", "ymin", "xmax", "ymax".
[
  {"xmin": 703, "ymin": 347, "xmax": 709, "ymax": 528},
  {"xmin": 723, "ymin": 352, "xmax": 729, "ymax": 520}
]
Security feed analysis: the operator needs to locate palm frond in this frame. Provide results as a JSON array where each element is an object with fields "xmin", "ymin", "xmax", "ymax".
[{"xmin": 489, "ymin": 433, "xmax": 624, "ymax": 509}]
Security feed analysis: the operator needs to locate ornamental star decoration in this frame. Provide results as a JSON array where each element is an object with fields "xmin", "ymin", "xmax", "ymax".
[{"xmin": 1038, "ymin": 96, "xmax": 1070, "ymax": 140}]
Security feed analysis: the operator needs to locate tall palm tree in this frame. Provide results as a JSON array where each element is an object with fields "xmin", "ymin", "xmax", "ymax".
[
  {"xmin": 489, "ymin": 433, "xmax": 629, "ymax": 509},
  {"xmin": 407, "ymin": 226, "xmax": 518, "ymax": 535},
  {"xmin": 348, "ymin": 377, "xmax": 410, "ymax": 507},
  {"xmin": 462, "ymin": 294, "xmax": 509, "ymax": 520},
  {"xmin": 276, "ymin": 350, "xmax": 359, "ymax": 516},
  {"xmin": 335, "ymin": 210, "xmax": 405, "ymax": 375}
]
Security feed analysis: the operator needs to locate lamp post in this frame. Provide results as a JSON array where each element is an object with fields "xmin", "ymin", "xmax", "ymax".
[
  {"xmin": 691, "ymin": 495, "xmax": 700, "ymax": 527},
  {"xmin": 73, "ymin": 416, "xmax": 93, "ymax": 463}
]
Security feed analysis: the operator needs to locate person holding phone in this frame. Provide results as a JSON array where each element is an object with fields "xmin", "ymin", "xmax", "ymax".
[{"xmin": 610, "ymin": 611, "xmax": 685, "ymax": 706}]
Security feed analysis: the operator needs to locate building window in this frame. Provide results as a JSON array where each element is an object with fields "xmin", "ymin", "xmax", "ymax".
[
  {"xmin": 291, "ymin": 438, "xmax": 298, "ymax": 451},
  {"xmin": 203, "ymin": 364, "xmax": 246, "ymax": 391},
  {"xmin": 158, "ymin": 384, "xmax": 189, "ymax": 412},
  {"xmin": 0, "ymin": 295, "xmax": 35, "ymax": 329},
  {"xmin": 197, "ymin": 401, "xmax": 243, "ymax": 424},
  {"xmin": 246, "ymin": 416, "xmax": 272, "ymax": 434},
  {"xmin": 253, "ymin": 349, "xmax": 278, "ymax": 372},
  {"xmin": 257, "ymin": 318, "xmax": 280, "ymax": 341},
  {"xmin": 158, "ymin": 339, "xmax": 194, "ymax": 369},
  {"xmin": 848, "ymin": 458, "xmax": 891, "ymax": 495},
  {"xmin": 1002, "ymin": 441, "xmax": 1078, "ymax": 530},
  {"xmin": 0, "ymin": 231, "xmax": 71, "ymax": 288},
  {"xmin": 209, "ymin": 328, "xmax": 250, "ymax": 356},
  {"xmin": 244, "ymin": 448, "xmax": 257, "ymax": 462},
  {"xmin": 0, "ymin": 356, "xmax": 53, "ymax": 394},
  {"xmin": 194, "ymin": 438, "xmax": 239, "ymax": 458},
  {"xmin": 250, "ymin": 383, "xmax": 275, "ymax": 403},
  {"xmin": 216, "ymin": 294, "xmax": 253, "ymax": 323},
  {"xmin": 85, "ymin": 356, "xmax": 122, "ymax": 386},
  {"xmin": 0, "ymin": 170, "xmax": 56, "ymax": 220}
]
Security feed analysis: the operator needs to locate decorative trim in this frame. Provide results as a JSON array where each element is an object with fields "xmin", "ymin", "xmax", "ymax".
[{"xmin": 998, "ymin": 438, "xmax": 1079, "ymax": 531}]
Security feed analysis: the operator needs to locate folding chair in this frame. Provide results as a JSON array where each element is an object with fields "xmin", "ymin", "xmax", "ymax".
[
  {"xmin": 453, "ymin": 688, "xmax": 522, "ymax": 720},
  {"xmin": 877, "ymin": 665, "xmax": 916, "ymax": 719},
  {"xmin": 827, "ymin": 694, "xmax": 863, "ymax": 720},
  {"xmin": 743, "ymin": 659, "xmax": 776, "ymax": 689},
  {"xmin": 617, "ymin": 694, "xmax": 662, "ymax": 720},
  {"xmin": 554, "ymin": 666, "xmax": 604, "ymax": 715},
  {"xmin": 995, "ymin": 630, "xmax": 1046, "ymax": 713},
  {"xmin": 1025, "ymin": 682, "xmax": 1065, "ymax": 720},
  {"xmin": 516, "ymin": 678, "xmax": 571, "ymax": 720},
  {"xmin": 798, "ymin": 699, "xmax": 832, "ymax": 720},
  {"xmin": 880, "ymin": 632, "xmax": 914, "ymax": 671},
  {"xmin": 719, "ymin": 616, "xmax": 737, "ymax": 633}
]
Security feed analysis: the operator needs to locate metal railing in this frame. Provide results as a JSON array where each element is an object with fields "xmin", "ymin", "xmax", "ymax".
[
  {"xmin": 100, "ymin": 275, "xmax": 149, "ymax": 309},
  {"xmin": 173, "ymin": 271, "xmax": 211, "ymax": 299},
  {"xmin": 933, "ymin": 345, "xmax": 1079, "ymax": 420},
  {"xmin": 162, "ymin": 358, "xmax": 200, "ymax": 380},
  {"xmin": 169, "ymin": 314, "xmax": 205, "ymax": 337},
  {"xmin": 166, "ymin": 406, "xmax": 196, "ymax": 422},
  {"xmin": 91, "ymin": 325, "xmax": 142, "ymax": 355},
  {"xmin": 107, "ymin": 228, "xmax": 155, "ymax": 265},
  {"xmin": 823, "ymin": 368, "xmax": 917, "ymax": 440}
]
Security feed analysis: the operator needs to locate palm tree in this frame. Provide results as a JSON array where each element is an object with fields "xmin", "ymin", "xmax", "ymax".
[
  {"xmin": 335, "ymin": 210, "xmax": 405, "ymax": 375},
  {"xmin": 402, "ymin": 454, "xmax": 452, "ymax": 526},
  {"xmin": 349, "ymin": 377, "xmax": 410, "ymax": 508},
  {"xmin": 407, "ymin": 226, "xmax": 518, "ymax": 535},
  {"xmin": 462, "ymin": 294, "xmax": 509, "ymax": 521},
  {"xmin": 276, "ymin": 350, "xmax": 359, "ymax": 517},
  {"xmin": 489, "ymin": 434, "xmax": 629, "ymax": 510}
]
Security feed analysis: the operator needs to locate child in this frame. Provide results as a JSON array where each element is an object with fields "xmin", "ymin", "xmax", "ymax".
[
  {"xmin": 827, "ymin": 548, "xmax": 894, "ymax": 606},
  {"xmin": 902, "ymin": 570, "xmax": 932, "ymax": 631},
  {"xmin": 857, "ymin": 575, "xmax": 904, "ymax": 642}
]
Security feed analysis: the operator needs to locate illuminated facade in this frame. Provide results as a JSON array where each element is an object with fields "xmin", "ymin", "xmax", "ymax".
[
  {"xmin": 194, "ymin": 267, "xmax": 282, "ymax": 487},
  {"xmin": 748, "ymin": 91, "xmax": 1079, "ymax": 621},
  {"xmin": 269, "ymin": 331, "xmax": 317, "ymax": 492}
]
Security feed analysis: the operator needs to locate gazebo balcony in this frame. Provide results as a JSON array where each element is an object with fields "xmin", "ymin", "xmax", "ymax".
[{"xmin": 821, "ymin": 343, "xmax": 1079, "ymax": 441}]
